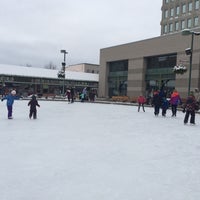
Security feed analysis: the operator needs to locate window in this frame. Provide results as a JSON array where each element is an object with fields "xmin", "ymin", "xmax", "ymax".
[
  {"xmin": 146, "ymin": 54, "xmax": 177, "ymax": 69},
  {"xmin": 164, "ymin": 10, "xmax": 168, "ymax": 18},
  {"xmin": 187, "ymin": 18, "xmax": 192, "ymax": 28},
  {"xmin": 195, "ymin": 0, "xmax": 199, "ymax": 9},
  {"xmin": 188, "ymin": 2, "xmax": 193, "ymax": 12},
  {"xmin": 182, "ymin": 4, "xmax": 186, "ymax": 13},
  {"xmin": 169, "ymin": 23, "xmax": 173, "ymax": 32},
  {"xmin": 176, "ymin": 6, "xmax": 180, "ymax": 15},
  {"xmin": 108, "ymin": 60, "xmax": 128, "ymax": 97},
  {"xmin": 170, "ymin": 8, "xmax": 174, "ymax": 17},
  {"xmin": 181, "ymin": 20, "xmax": 185, "ymax": 29},
  {"xmin": 194, "ymin": 16, "xmax": 199, "ymax": 26},
  {"xmin": 175, "ymin": 21, "xmax": 179, "ymax": 31},
  {"xmin": 165, "ymin": 0, "xmax": 169, "ymax": 3},
  {"xmin": 164, "ymin": 25, "xmax": 168, "ymax": 34}
]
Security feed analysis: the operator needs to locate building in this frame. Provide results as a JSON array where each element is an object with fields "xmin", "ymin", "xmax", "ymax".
[
  {"xmin": 0, "ymin": 64, "xmax": 99, "ymax": 97},
  {"xmin": 66, "ymin": 63, "xmax": 99, "ymax": 74},
  {"xmin": 161, "ymin": 0, "xmax": 200, "ymax": 35},
  {"xmin": 99, "ymin": 0, "xmax": 200, "ymax": 99}
]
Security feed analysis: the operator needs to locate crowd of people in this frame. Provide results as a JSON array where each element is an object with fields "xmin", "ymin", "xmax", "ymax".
[
  {"xmin": 1, "ymin": 86, "xmax": 200, "ymax": 125},
  {"xmin": 138, "ymin": 85, "xmax": 200, "ymax": 125}
]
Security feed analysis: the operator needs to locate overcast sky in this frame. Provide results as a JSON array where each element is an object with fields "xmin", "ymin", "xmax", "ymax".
[{"xmin": 0, "ymin": 0, "xmax": 162, "ymax": 68}]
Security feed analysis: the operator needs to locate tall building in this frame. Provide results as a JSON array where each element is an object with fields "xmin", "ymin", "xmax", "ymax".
[
  {"xmin": 161, "ymin": 0, "xmax": 200, "ymax": 35},
  {"xmin": 99, "ymin": 0, "xmax": 200, "ymax": 99}
]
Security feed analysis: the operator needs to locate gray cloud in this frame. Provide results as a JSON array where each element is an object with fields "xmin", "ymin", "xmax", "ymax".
[{"xmin": 0, "ymin": 0, "xmax": 162, "ymax": 68}]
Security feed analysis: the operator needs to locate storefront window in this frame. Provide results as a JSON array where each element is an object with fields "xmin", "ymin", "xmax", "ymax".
[{"xmin": 108, "ymin": 60, "xmax": 128, "ymax": 97}]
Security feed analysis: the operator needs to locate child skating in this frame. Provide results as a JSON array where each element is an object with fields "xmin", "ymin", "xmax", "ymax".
[
  {"xmin": 1, "ymin": 90, "xmax": 19, "ymax": 119},
  {"xmin": 28, "ymin": 95, "xmax": 40, "ymax": 119},
  {"xmin": 137, "ymin": 95, "xmax": 146, "ymax": 112}
]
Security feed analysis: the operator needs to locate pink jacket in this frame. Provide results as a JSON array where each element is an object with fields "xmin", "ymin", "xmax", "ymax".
[{"xmin": 137, "ymin": 96, "xmax": 146, "ymax": 104}]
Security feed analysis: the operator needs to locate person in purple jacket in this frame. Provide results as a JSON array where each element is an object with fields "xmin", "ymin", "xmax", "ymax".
[{"xmin": 1, "ymin": 90, "xmax": 19, "ymax": 119}]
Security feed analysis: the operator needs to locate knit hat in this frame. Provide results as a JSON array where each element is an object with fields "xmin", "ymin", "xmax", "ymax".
[{"xmin": 11, "ymin": 90, "xmax": 16, "ymax": 95}]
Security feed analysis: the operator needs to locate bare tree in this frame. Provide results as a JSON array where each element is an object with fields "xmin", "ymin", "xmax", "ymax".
[
  {"xmin": 44, "ymin": 62, "xmax": 57, "ymax": 70},
  {"xmin": 26, "ymin": 64, "xmax": 32, "ymax": 67}
]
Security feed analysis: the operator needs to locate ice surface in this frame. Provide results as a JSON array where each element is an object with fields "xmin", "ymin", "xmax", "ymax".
[{"xmin": 0, "ymin": 100, "xmax": 200, "ymax": 200}]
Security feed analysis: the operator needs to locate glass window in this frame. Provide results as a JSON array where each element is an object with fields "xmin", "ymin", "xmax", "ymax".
[
  {"xmin": 109, "ymin": 60, "xmax": 128, "ymax": 72},
  {"xmin": 164, "ymin": 10, "xmax": 168, "ymax": 18},
  {"xmin": 182, "ymin": 4, "xmax": 186, "ymax": 13},
  {"xmin": 195, "ymin": 0, "xmax": 199, "ymax": 9},
  {"xmin": 176, "ymin": 6, "xmax": 180, "ymax": 15},
  {"xmin": 181, "ymin": 20, "xmax": 185, "ymax": 29},
  {"xmin": 165, "ymin": 0, "xmax": 169, "ymax": 3},
  {"xmin": 188, "ymin": 2, "xmax": 193, "ymax": 12},
  {"xmin": 187, "ymin": 18, "xmax": 192, "ymax": 28},
  {"xmin": 175, "ymin": 21, "xmax": 179, "ymax": 31},
  {"xmin": 170, "ymin": 8, "xmax": 174, "ymax": 17},
  {"xmin": 169, "ymin": 23, "xmax": 173, "ymax": 32},
  {"xmin": 164, "ymin": 25, "xmax": 168, "ymax": 34},
  {"xmin": 146, "ymin": 54, "xmax": 177, "ymax": 69},
  {"xmin": 194, "ymin": 16, "xmax": 199, "ymax": 26}
]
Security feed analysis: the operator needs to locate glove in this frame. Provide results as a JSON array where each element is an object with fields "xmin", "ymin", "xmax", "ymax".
[
  {"xmin": 182, "ymin": 108, "xmax": 185, "ymax": 113},
  {"xmin": 1, "ymin": 99, "xmax": 3, "ymax": 102}
]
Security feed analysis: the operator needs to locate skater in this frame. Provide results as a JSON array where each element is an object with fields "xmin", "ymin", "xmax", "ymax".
[
  {"xmin": 137, "ymin": 95, "xmax": 146, "ymax": 112},
  {"xmin": 1, "ymin": 90, "xmax": 19, "ymax": 119},
  {"xmin": 70, "ymin": 87, "xmax": 75, "ymax": 103},
  {"xmin": 152, "ymin": 90, "xmax": 162, "ymax": 116},
  {"xmin": 28, "ymin": 95, "xmax": 40, "ymax": 119},
  {"xmin": 170, "ymin": 89, "xmax": 181, "ymax": 117},
  {"xmin": 183, "ymin": 91, "xmax": 199, "ymax": 125},
  {"xmin": 161, "ymin": 97, "xmax": 169, "ymax": 117},
  {"xmin": 80, "ymin": 93, "xmax": 85, "ymax": 102},
  {"xmin": 66, "ymin": 89, "xmax": 71, "ymax": 102}
]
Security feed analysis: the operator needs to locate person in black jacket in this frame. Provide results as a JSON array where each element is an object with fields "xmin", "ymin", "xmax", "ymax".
[
  {"xmin": 152, "ymin": 90, "xmax": 162, "ymax": 116},
  {"xmin": 28, "ymin": 95, "xmax": 40, "ymax": 119}
]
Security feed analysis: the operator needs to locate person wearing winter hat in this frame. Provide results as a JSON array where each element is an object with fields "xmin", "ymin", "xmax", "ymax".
[
  {"xmin": 1, "ymin": 90, "xmax": 19, "ymax": 119},
  {"xmin": 170, "ymin": 89, "xmax": 182, "ymax": 117},
  {"xmin": 183, "ymin": 91, "xmax": 199, "ymax": 125},
  {"xmin": 28, "ymin": 95, "xmax": 40, "ymax": 119}
]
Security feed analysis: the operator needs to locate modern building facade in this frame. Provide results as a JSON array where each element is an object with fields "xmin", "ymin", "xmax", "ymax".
[
  {"xmin": 161, "ymin": 0, "xmax": 200, "ymax": 35},
  {"xmin": 99, "ymin": 31, "xmax": 200, "ymax": 99},
  {"xmin": 98, "ymin": 0, "xmax": 200, "ymax": 99}
]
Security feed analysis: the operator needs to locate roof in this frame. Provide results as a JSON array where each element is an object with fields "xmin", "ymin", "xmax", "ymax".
[{"xmin": 0, "ymin": 64, "xmax": 99, "ymax": 82}]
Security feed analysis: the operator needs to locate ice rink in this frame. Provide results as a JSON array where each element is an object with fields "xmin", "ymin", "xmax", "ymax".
[{"xmin": 0, "ymin": 100, "xmax": 200, "ymax": 200}]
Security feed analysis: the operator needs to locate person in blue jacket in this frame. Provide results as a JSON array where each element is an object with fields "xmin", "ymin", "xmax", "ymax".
[
  {"xmin": 1, "ymin": 90, "xmax": 19, "ymax": 119},
  {"xmin": 161, "ymin": 97, "xmax": 169, "ymax": 117}
]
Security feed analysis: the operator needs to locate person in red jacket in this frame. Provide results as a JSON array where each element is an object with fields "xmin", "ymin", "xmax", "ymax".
[{"xmin": 137, "ymin": 95, "xmax": 146, "ymax": 112}]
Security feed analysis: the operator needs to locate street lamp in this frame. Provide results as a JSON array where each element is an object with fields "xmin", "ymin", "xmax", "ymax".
[
  {"xmin": 59, "ymin": 50, "xmax": 68, "ymax": 96},
  {"xmin": 182, "ymin": 29, "xmax": 200, "ymax": 96},
  {"xmin": 60, "ymin": 49, "xmax": 68, "ymax": 63}
]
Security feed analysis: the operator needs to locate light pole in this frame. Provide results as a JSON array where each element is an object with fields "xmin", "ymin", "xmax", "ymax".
[
  {"xmin": 182, "ymin": 29, "xmax": 200, "ymax": 96},
  {"xmin": 59, "ymin": 50, "xmax": 68, "ymax": 96},
  {"xmin": 60, "ymin": 49, "xmax": 68, "ymax": 63}
]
